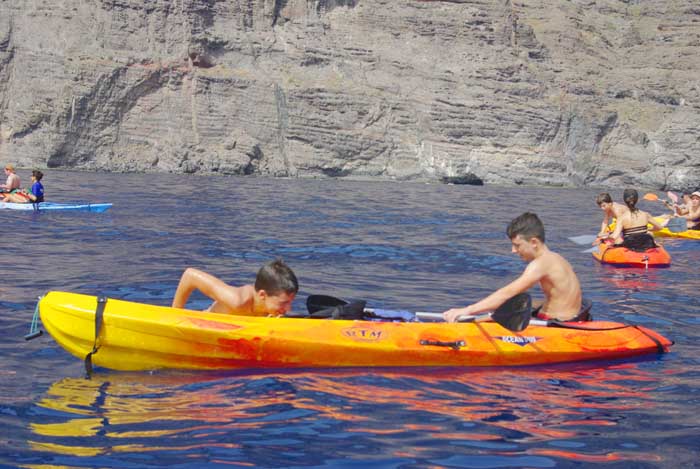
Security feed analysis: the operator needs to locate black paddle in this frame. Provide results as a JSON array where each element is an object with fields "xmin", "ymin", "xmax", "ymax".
[
  {"xmin": 416, "ymin": 293, "xmax": 533, "ymax": 332},
  {"xmin": 306, "ymin": 293, "xmax": 533, "ymax": 332},
  {"xmin": 306, "ymin": 294, "xmax": 348, "ymax": 313}
]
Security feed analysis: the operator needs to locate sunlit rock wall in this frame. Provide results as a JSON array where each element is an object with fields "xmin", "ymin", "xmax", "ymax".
[{"xmin": 0, "ymin": 0, "xmax": 698, "ymax": 188}]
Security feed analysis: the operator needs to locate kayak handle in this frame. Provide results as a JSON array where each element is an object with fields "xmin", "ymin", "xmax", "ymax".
[
  {"xmin": 420, "ymin": 339, "xmax": 465, "ymax": 350},
  {"xmin": 24, "ymin": 330, "xmax": 43, "ymax": 341}
]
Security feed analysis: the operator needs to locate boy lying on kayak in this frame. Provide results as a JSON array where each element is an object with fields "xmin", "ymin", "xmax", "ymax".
[
  {"xmin": 443, "ymin": 212, "xmax": 586, "ymax": 323},
  {"xmin": 171, "ymin": 259, "xmax": 298, "ymax": 317}
]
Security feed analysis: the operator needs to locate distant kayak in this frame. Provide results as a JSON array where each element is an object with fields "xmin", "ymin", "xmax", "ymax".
[
  {"xmin": 592, "ymin": 242, "xmax": 671, "ymax": 268},
  {"xmin": 651, "ymin": 217, "xmax": 700, "ymax": 240},
  {"xmin": 38, "ymin": 291, "xmax": 673, "ymax": 371},
  {"xmin": 0, "ymin": 202, "xmax": 112, "ymax": 212}
]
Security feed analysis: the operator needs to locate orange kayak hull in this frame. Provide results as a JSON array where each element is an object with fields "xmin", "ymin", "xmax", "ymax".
[
  {"xmin": 39, "ymin": 292, "xmax": 673, "ymax": 371},
  {"xmin": 592, "ymin": 243, "xmax": 671, "ymax": 268}
]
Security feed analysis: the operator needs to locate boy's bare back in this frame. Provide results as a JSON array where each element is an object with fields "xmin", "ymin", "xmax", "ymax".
[{"xmin": 529, "ymin": 250, "xmax": 582, "ymax": 321}]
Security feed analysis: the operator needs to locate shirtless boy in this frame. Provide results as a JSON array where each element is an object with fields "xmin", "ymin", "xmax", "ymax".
[
  {"xmin": 172, "ymin": 259, "xmax": 298, "ymax": 317},
  {"xmin": 595, "ymin": 192, "xmax": 629, "ymax": 243},
  {"xmin": 443, "ymin": 212, "xmax": 583, "ymax": 323},
  {"xmin": 0, "ymin": 164, "xmax": 20, "ymax": 192}
]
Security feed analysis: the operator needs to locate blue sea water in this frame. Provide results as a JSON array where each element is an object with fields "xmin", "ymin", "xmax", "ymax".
[{"xmin": 1, "ymin": 170, "xmax": 699, "ymax": 468}]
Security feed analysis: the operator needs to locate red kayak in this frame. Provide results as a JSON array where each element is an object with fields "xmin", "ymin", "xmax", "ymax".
[{"xmin": 592, "ymin": 242, "xmax": 671, "ymax": 268}]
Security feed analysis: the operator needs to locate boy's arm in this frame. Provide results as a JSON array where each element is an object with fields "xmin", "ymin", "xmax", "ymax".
[
  {"xmin": 443, "ymin": 264, "xmax": 541, "ymax": 322},
  {"xmin": 684, "ymin": 206, "xmax": 700, "ymax": 220},
  {"xmin": 609, "ymin": 219, "xmax": 623, "ymax": 242},
  {"xmin": 172, "ymin": 268, "xmax": 244, "ymax": 310},
  {"xmin": 598, "ymin": 216, "xmax": 610, "ymax": 236},
  {"xmin": 675, "ymin": 205, "xmax": 688, "ymax": 216}
]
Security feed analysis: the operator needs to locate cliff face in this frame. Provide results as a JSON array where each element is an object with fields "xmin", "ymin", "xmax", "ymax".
[{"xmin": 0, "ymin": 0, "xmax": 698, "ymax": 189}]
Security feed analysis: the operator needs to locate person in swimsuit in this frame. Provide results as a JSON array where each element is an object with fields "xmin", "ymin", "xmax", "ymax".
[
  {"xmin": 606, "ymin": 188, "xmax": 664, "ymax": 250},
  {"xmin": 0, "ymin": 164, "xmax": 21, "ymax": 193},
  {"xmin": 678, "ymin": 191, "xmax": 700, "ymax": 230},
  {"xmin": 172, "ymin": 259, "xmax": 298, "ymax": 317},
  {"xmin": 663, "ymin": 192, "xmax": 691, "ymax": 216},
  {"xmin": 1, "ymin": 170, "xmax": 44, "ymax": 203},
  {"xmin": 595, "ymin": 192, "xmax": 629, "ymax": 243},
  {"xmin": 443, "ymin": 212, "xmax": 587, "ymax": 323}
]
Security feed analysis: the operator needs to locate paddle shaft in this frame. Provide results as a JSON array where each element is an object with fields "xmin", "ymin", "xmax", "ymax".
[{"xmin": 416, "ymin": 311, "xmax": 487, "ymax": 322}]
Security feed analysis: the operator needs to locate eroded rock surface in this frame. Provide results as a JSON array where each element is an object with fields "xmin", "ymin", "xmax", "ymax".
[{"xmin": 0, "ymin": 0, "xmax": 698, "ymax": 189}]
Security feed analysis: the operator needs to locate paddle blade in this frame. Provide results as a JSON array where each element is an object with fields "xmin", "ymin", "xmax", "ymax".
[
  {"xmin": 643, "ymin": 193, "xmax": 659, "ymax": 201},
  {"xmin": 307, "ymin": 294, "xmax": 347, "ymax": 313},
  {"xmin": 581, "ymin": 245, "xmax": 599, "ymax": 253},
  {"xmin": 568, "ymin": 234, "xmax": 598, "ymax": 245},
  {"xmin": 667, "ymin": 217, "xmax": 687, "ymax": 233},
  {"xmin": 667, "ymin": 191, "xmax": 679, "ymax": 204},
  {"xmin": 491, "ymin": 293, "xmax": 532, "ymax": 332}
]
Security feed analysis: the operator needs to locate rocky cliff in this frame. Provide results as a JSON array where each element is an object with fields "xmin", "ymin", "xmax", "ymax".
[{"xmin": 0, "ymin": 0, "xmax": 698, "ymax": 188}]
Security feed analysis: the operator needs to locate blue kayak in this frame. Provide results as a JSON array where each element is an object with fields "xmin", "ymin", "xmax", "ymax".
[{"xmin": 0, "ymin": 202, "xmax": 112, "ymax": 212}]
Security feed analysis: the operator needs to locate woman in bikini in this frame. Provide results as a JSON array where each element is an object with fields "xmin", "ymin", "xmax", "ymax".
[{"xmin": 605, "ymin": 188, "xmax": 664, "ymax": 250}]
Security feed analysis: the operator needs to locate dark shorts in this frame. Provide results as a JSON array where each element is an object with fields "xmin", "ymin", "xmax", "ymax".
[
  {"xmin": 532, "ymin": 298, "xmax": 593, "ymax": 322},
  {"xmin": 617, "ymin": 233, "xmax": 656, "ymax": 252}
]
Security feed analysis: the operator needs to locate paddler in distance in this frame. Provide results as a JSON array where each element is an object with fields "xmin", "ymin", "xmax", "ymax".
[
  {"xmin": 0, "ymin": 164, "xmax": 21, "ymax": 193},
  {"xmin": 172, "ymin": 259, "xmax": 298, "ymax": 317},
  {"xmin": 674, "ymin": 191, "xmax": 700, "ymax": 230},
  {"xmin": 443, "ymin": 212, "xmax": 588, "ymax": 323}
]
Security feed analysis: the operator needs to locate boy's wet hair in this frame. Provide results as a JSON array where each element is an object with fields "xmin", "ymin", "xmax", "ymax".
[
  {"xmin": 32, "ymin": 170, "xmax": 43, "ymax": 181},
  {"xmin": 506, "ymin": 212, "xmax": 545, "ymax": 243},
  {"xmin": 595, "ymin": 192, "xmax": 612, "ymax": 206},
  {"xmin": 623, "ymin": 188, "xmax": 639, "ymax": 213},
  {"xmin": 255, "ymin": 259, "xmax": 298, "ymax": 295}
]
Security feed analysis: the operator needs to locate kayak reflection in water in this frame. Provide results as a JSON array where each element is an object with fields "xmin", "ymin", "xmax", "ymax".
[
  {"xmin": 171, "ymin": 259, "xmax": 298, "ymax": 317},
  {"xmin": 443, "ymin": 212, "xmax": 586, "ymax": 323}
]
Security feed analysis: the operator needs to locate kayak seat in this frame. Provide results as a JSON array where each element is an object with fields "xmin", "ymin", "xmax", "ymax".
[
  {"xmin": 285, "ymin": 300, "xmax": 367, "ymax": 320},
  {"xmin": 532, "ymin": 298, "xmax": 593, "ymax": 322}
]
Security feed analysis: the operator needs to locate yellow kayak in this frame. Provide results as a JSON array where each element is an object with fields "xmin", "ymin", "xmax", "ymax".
[
  {"xmin": 607, "ymin": 218, "xmax": 700, "ymax": 240},
  {"xmin": 651, "ymin": 217, "xmax": 700, "ymax": 239},
  {"xmin": 38, "ymin": 291, "xmax": 673, "ymax": 371}
]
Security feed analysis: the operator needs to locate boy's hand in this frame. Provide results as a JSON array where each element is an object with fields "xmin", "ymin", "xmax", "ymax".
[{"xmin": 443, "ymin": 307, "xmax": 471, "ymax": 323}]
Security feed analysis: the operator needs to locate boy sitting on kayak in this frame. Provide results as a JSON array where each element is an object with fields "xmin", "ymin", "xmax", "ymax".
[
  {"xmin": 172, "ymin": 259, "xmax": 298, "ymax": 317},
  {"xmin": 443, "ymin": 212, "xmax": 587, "ymax": 323},
  {"xmin": 595, "ymin": 192, "xmax": 629, "ymax": 243}
]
